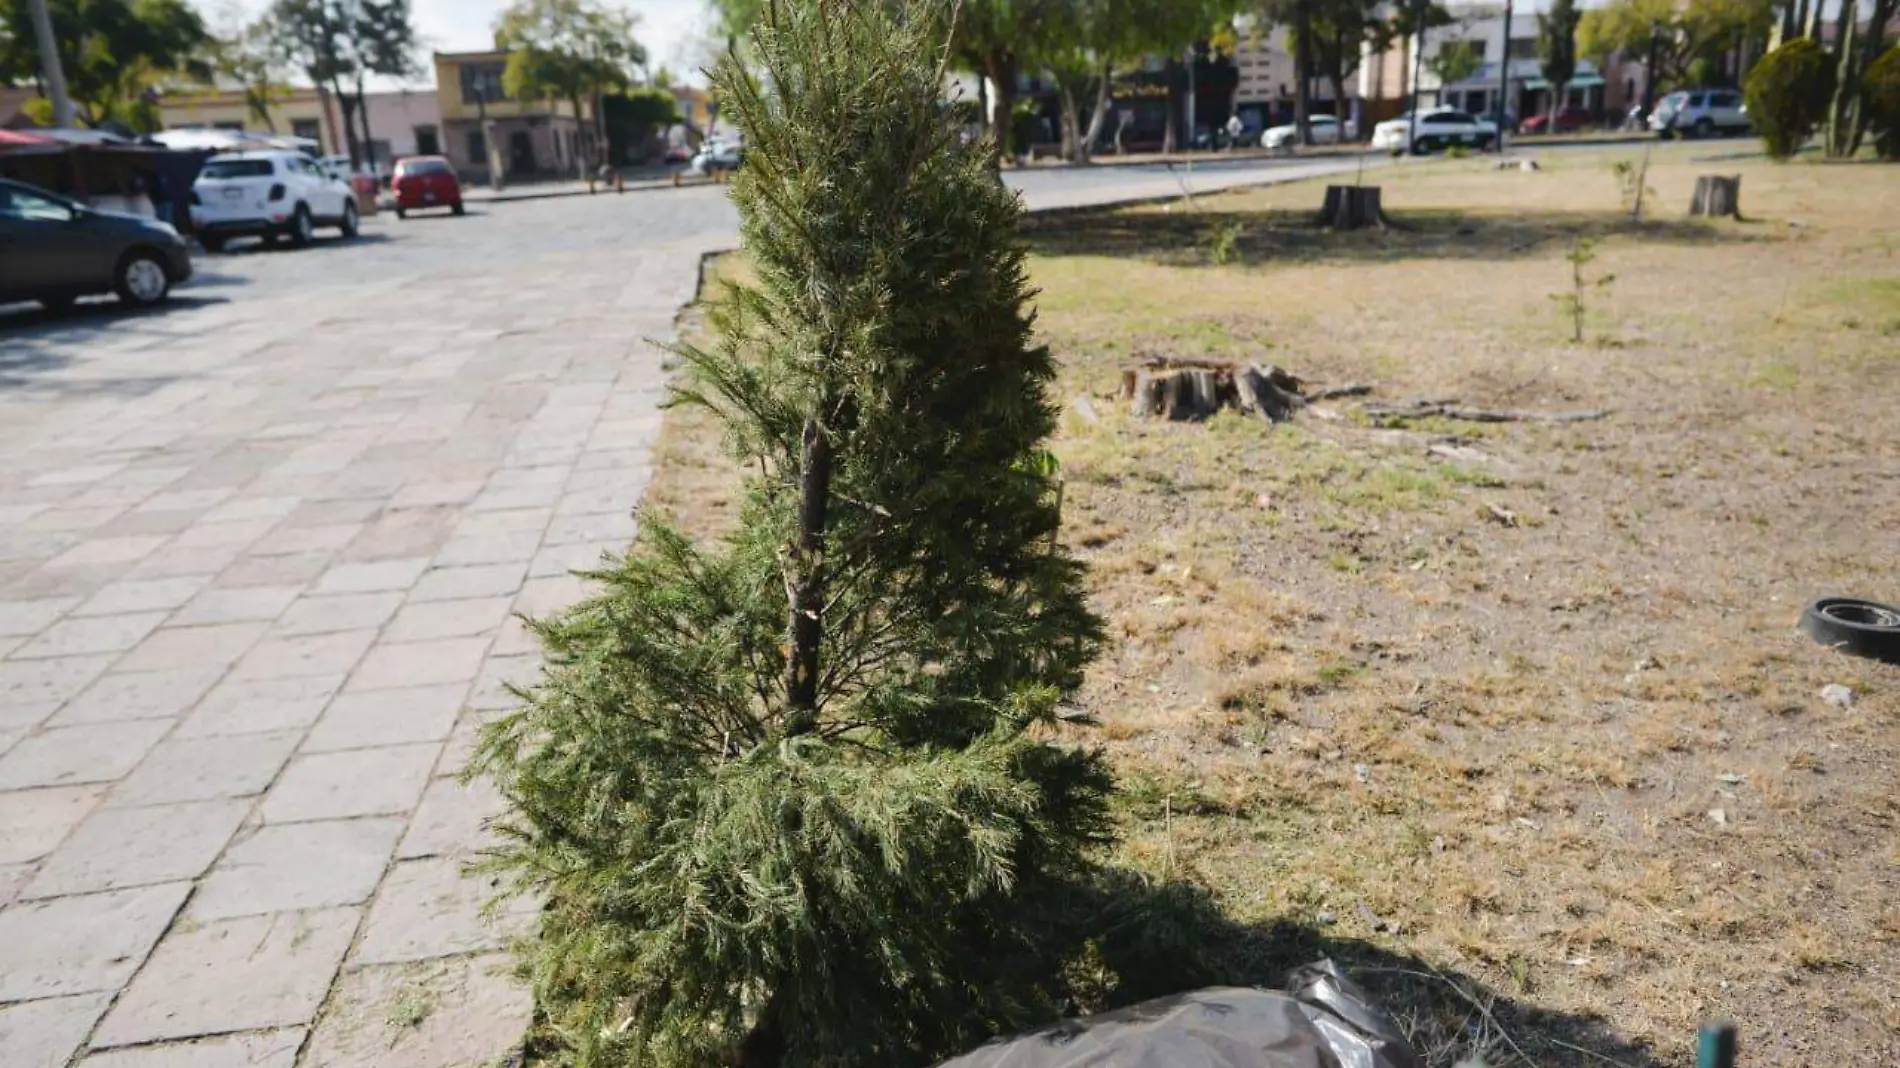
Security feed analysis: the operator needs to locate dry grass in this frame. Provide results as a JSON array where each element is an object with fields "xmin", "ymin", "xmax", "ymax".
[{"xmin": 651, "ymin": 144, "xmax": 1900, "ymax": 1066}]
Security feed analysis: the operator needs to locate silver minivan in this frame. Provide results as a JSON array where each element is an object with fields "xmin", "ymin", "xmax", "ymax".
[{"xmin": 1649, "ymin": 89, "xmax": 1751, "ymax": 139}]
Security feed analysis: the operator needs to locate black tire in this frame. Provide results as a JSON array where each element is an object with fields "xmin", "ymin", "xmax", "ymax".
[
  {"xmin": 339, "ymin": 200, "xmax": 359, "ymax": 238},
  {"xmin": 114, "ymin": 250, "xmax": 172, "ymax": 307},
  {"xmin": 1800, "ymin": 597, "xmax": 1900, "ymax": 664},
  {"xmin": 288, "ymin": 204, "xmax": 314, "ymax": 248},
  {"xmin": 200, "ymin": 234, "xmax": 226, "ymax": 253},
  {"xmin": 451, "ymin": 201, "xmax": 466, "ymax": 216},
  {"xmin": 38, "ymin": 295, "xmax": 76, "ymax": 313},
  {"xmin": 1693, "ymin": 117, "xmax": 1714, "ymax": 139},
  {"xmin": 395, "ymin": 206, "xmax": 407, "ymax": 220}
]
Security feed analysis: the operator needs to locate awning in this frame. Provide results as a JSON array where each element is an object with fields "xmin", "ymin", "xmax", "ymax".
[
  {"xmin": 1521, "ymin": 73, "xmax": 1606, "ymax": 91},
  {"xmin": 0, "ymin": 128, "xmax": 52, "ymax": 146}
]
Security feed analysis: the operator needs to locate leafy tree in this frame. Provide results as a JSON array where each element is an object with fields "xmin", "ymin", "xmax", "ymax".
[
  {"xmin": 601, "ymin": 85, "xmax": 679, "ymax": 163},
  {"xmin": 1538, "ymin": 0, "xmax": 1581, "ymax": 123},
  {"xmin": 1864, "ymin": 44, "xmax": 1900, "ymax": 160},
  {"xmin": 0, "ymin": 0, "xmax": 211, "ymax": 129},
  {"xmin": 264, "ymin": 0, "xmax": 416, "ymax": 167},
  {"xmin": 477, "ymin": 1, "xmax": 1114, "ymax": 1066},
  {"xmin": 1745, "ymin": 35, "xmax": 1832, "ymax": 158},
  {"xmin": 1043, "ymin": 0, "xmax": 1236, "ymax": 162},
  {"xmin": 206, "ymin": 8, "xmax": 292, "ymax": 132},
  {"xmin": 1427, "ymin": 37, "xmax": 1483, "ymax": 86},
  {"xmin": 1578, "ymin": 0, "xmax": 1774, "ymax": 95},
  {"xmin": 1823, "ymin": 0, "xmax": 1898, "ymax": 157},
  {"xmin": 495, "ymin": 0, "xmax": 646, "ymax": 174}
]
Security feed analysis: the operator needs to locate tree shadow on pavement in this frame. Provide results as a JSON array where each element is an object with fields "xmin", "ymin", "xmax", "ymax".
[
  {"xmin": 1020, "ymin": 204, "xmax": 1769, "ymax": 269},
  {"xmin": 1063, "ymin": 872, "xmax": 1668, "ymax": 1068},
  {"xmin": 0, "ymin": 296, "xmax": 224, "ymax": 395}
]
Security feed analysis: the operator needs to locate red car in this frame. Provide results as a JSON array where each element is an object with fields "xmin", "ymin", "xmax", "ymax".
[
  {"xmin": 1519, "ymin": 106, "xmax": 1593, "ymax": 135},
  {"xmin": 391, "ymin": 156, "xmax": 464, "ymax": 218}
]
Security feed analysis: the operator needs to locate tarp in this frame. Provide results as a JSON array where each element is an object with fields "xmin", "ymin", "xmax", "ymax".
[
  {"xmin": 0, "ymin": 128, "xmax": 50, "ymax": 146},
  {"xmin": 933, "ymin": 961, "xmax": 1422, "ymax": 1068}
]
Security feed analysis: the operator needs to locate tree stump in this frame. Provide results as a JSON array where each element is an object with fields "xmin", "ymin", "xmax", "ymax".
[
  {"xmin": 1233, "ymin": 365, "xmax": 1306, "ymax": 423},
  {"xmin": 1319, "ymin": 185, "xmax": 1388, "ymax": 230},
  {"xmin": 1690, "ymin": 175, "xmax": 1741, "ymax": 218}
]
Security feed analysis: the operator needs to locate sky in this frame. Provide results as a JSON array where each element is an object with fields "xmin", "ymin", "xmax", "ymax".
[{"xmin": 195, "ymin": 0, "xmax": 718, "ymax": 86}]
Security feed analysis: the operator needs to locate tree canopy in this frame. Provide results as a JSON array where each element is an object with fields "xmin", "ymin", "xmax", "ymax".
[
  {"xmin": 0, "ymin": 0, "xmax": 212, "ymax": 129},
  {"xmin": 1538, "ymin": 0, "xmax": 1581, "ymax": 115},
  {"xmin": 1578, "ymin": 0, "xmax": 1774, "ymax": 89},
  {"xmin": 495, "ymin": 0, "xmax": 646, "ymax": 109}
]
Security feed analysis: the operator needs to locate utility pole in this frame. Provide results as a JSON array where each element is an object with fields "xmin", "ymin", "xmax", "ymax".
[
  {"xmin": 26, "ymin": 0, "xmax": 75, "ymax": 127},
  {"xmin": 1495, "ymin": 0, "xmax": 1513, "ymax": 153},
  {"xmin": 1407, "ymin": 0, "xmax": 1427, "ymax": 153},
  {"xmin": 1185, "ymin": 45, "xmax": 1197, "ymax": 151}
]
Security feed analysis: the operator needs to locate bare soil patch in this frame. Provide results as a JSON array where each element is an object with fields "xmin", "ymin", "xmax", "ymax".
[{"xmin": 654, "ymin": 145, "xmax": 1900, "ymax": 1066}]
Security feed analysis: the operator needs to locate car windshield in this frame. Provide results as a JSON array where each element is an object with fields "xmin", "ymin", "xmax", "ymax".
[
  {"xmin": 201, "ymin": 159, "xmax": 274, "ymax": 179},
  {"xmin": 400, "ymin": 160, "xmax": 452, "ymax": 176},
  {"xmin": 1661, "ymin": 92, "xmax": 1687, "ymax": 109}
]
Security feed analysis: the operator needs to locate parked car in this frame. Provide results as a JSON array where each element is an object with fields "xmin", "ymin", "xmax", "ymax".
[
  {"xmin": 1650, "ymin": 89, "xmax": 1751, "ymax": 138},
  {"xmin": 190, "ymin": 150, "xmax": 358, "ymax": 252},
  {"xmin": 689, "ymin": 140, "xmax": 743, "ymax": 175},
  {"xmin": 390, "ymin": 156, "xmax": 465, "ymax": 218},
  {"xmin": 319, "ymin": 154, "xmax": 389, "ymax": 185},
  {"xmin": 0, "ymin": 178, "xmax": 192, "ymax": 310},
  {"xmin": 1371, "ymin": 109, "xmax": 1498, "ymax": 153},
  {"xmin": 1518, "ymin": 105, "xmax": 1593, "ymax": 134},
  {"xmin": 1261, "ymin": 114, "xmax": 1355, "ymax": 152},
  {"xmin": 664, "ymin": 144, "xmax": 692, "ymax": 165}
]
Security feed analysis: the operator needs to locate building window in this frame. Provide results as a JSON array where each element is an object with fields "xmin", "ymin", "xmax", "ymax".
[
  {"xmin": 415, "ymin": 125, "xmax": 440, "ymax": 155},
  {"xmin": 460, "ymin": 62, "xmax": 509, "ymax": 105},
  {"xmin": 1507, "ymin": 39, "xmax": 1538, "ymax": 60},
  {"xmin": 467, "ymin": 129, "xmax": 487, "ymax": 164},
  {"xmin": 291, "ymin": 119, "xmax": 321, "ymax": 143}
]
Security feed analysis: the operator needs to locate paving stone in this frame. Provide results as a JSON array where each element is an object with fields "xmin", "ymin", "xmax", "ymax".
[
  {"xmin": 0, "ymin": 993, "xmax": 113, "ymax": 1068},
  {"xmin": 43, "ymin": 536, "xmax": 169, "ymax": 569},
  {"xmin": 528, "ymin": 540, "xmax": 622, "ymax": 579},
  {"xmin": 189, "ymin": 817, "xmax": 404, "ymax": 921},
  {"xmin": 116, "ymin": 622, "xmax": 269, "ymax": 673},
  {"xmin": 229, "ymin": 629, "xmax": 377, "ymax": 681},
  {"xmin": 173, "ymin": 674, "xmax": 345, "ymax": 738},
  {"xmin": 53, "ymin": 666, "xmax": 226, "ymax": 725},
  {"xmin": 428, "ymin": 529, "xmax": 545, "ymax": 566},
  {"xmin": 69, "ymin": 578, "xmax": 205, "ymax": 617},
  {"xmin": 12, "ymin": 611, "xmax": 168, "ymax": 659},
  {"xmin": 383, "ymin": 596, "xmax": 513, "ymax": 643},
  {"xmin": 389, "ymin": 479, "xmax": 484, "ymax": 509},
  {"xmin": 92, "ymin": 907, "xmax": 359, "ymax": 1046},
  {"xmin": 450, "ymin": 507, "xmax": 551, "ymax": 536},
  {"xmin": 283, "ymin": 498, "xmax": 385, "ymax": 527},
  {"xmin": 303, "ymin": 685, "xmax": 466, "ymax": 752},
  {"xmin": 0, "ymin": 881, "xmax": 191, "ymax": 1000},
  {"xmin": 0, "ymin": 784, "xmax": 107, "ymax": 864},
  {"xmin": 512, "ymin": 574, "xmax": 593, "ymax": 617},
  {"xmin": 398, "ymin": 774, "xmax": 507, "ymax": 860},
  {"xmin": 168, "ymin": 518, "xmax": 281, "ymax": 551},
  {"xmin": 347, "ymin": 637, "xmax": 491, "ymax": 692},
  {"xmin": 261, "ymin": 744, "xmax": 438, "ymax": 823},
  {"xmin": 134, "ymin": 488, "xmax": 236, "ymax": 515},
  {"xmin": 170, "ymin": 584, "xmax": 303, "ymax": 625},
  {"xmin": 0, "ymin": 699, "xmax": 60, "ymax": 732},
  {"xmin": 301, "ymin": 953, "xmax": 530, "ymax": 1068},
  {"xmin": 248, "ymin": 523, "xmax": 364, "ymax": 558},
  {"xmin": 0, "ymin": 596, "xmax": 80, "ymax": 636},
  {"xmin": 202, "ymin": 496, "xmax": 302, "ymax": 525},
  {"xmin": 354, "ymin": 857, "xmax": 536, "ymax": 965},
  {"xmin": 467, "ymin": 654, "xmax": 539, "ymax": 712},
  {"xmin": 123, "ymin": 541, "xmax": 247, "ymax": 580},
  {"xmin": 407, "ymin": 562, "xmax": 528, "ymax": 604},
  {"xmin": 0, "ymin": 721, "xmax": 172, "ymax": 790},
  {"xmin": 24, "ymin": 799, "xmax": 250, "ymax": 898},
  {"xmin": 0, "ymin": 655, "xmax": 116, "ymax": 708},
  {"xmin": 312, "ymin": 557, "xmax": 430, "ymax": 595},
  {"xmin": 272, "ymin": 592, "xmax": 403, "ymax": 636},
  {"xmin": 214, "ymin": 551, "xmax": 335, "ymax": 589},
  {"xmin": 542, "ymin": 509, "xmax": 636, "ymax": 546},
  {"xmin": 108, "ymin": 731, "xmax": 302, "ymax": 807},
  {"xmin": 79, "ymin": 1028, "xmax": 304, "ymax": 1068},
  {"xmin": 434, "ymin": 723, "xmax": 483, "ymax": 778}
]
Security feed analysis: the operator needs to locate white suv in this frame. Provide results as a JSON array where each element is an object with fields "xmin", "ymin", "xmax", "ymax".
[
  {"xmin": 190, "ymin": 150, "xmax": 358, "ymax": 252},
  {"xmin": 1371, "ymin": 108, "xmax": 1499, "ymax": 153},
  {"xmin": 1649, "ymin": 89, "xmax": 1751, "ymax": 139}
]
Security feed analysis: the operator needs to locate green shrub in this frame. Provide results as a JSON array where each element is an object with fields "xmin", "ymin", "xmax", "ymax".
[
  {"xmin": 1010, "ymin": 98, "xmax": 1044, "ymax": 158},
  {"xmin": 1865, "ymin": 45, "xmax": 1900, "ymax": 161},
  {"xmin": 1745, "ymin": 38, "xmax": 1835, "ymax": 160},
  {"xmin": 476, "ymin": 3, "xmax": 1115, "ymax": 1067}
]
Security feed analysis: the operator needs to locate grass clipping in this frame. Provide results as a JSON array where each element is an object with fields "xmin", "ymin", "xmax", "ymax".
[{"xmin": 475, "ymin": 4, "xmax": 1125, "ymax": 1067}]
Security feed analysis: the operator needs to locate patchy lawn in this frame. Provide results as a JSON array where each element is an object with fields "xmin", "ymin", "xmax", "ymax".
[{"xmin": 653, "ymin": 145, "xmax": 1900, "ymax": 1066}]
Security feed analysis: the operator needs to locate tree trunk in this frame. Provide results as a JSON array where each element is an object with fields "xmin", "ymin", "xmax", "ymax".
[
  {"xmin": 1077, "ymin": 61, "xmax": 1112, "ymax": 163},
  {"xmin": 1690, "ymin": 174, "xmax": 1740, "ymax": 217},
  {"xmin": 1294, "ymin": 0, "xmax": 1313, "ymax": 145},
  {"xmin": 1163, "ymin": 56, "xmax": 1181, "ymax": 153},
  {"xmin": 1058, "ymin": 84, "xmax": 1081, "ymax": 162},
  {"xmin": 316, "ymin": 82, "xmax": 342, "ymax": 157},
  {"xmin": 783, "ymin": 416, "xmax": 832, "ymax": 734},
  {"xmin": 331, "ymin": 79, "xmax": 361, "ymax": 169},
  {"xmin": 1826, "ymin": 0, "xmax": 1860, "ymax": 157},
  {"xmin": 1850, "ymin": 0, "xmax": 1898, "ymax": 153},
  {"xmin": 1329, "ymin": 73, "xmax": 1349, "ymax": 138},
  {"xmin": 986, "ymin": 50, "xmax": 1019, "ymax": 163},
  {"xmin": 354, "ymin": 78, "xmax": 375, "ymax": 174}
]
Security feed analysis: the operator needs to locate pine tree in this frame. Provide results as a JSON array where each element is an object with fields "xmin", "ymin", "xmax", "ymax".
[{"xmin": 475, "ymin": 3, "xmax": 1115, "ymax": 1066}]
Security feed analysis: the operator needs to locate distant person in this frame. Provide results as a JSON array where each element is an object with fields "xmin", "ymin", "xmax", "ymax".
[{"xmin": 1226, "ymin": 115, "xmax": 1243, "ymax": 150}]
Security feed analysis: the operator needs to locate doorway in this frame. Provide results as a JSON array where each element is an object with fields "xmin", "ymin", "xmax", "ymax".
[{"xmin": 509, "ymin": 130, "xmax": 534, "ymax": 175}]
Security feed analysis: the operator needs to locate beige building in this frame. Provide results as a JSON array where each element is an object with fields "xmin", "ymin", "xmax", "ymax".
[{"xmin": 433, "ymin": 50, "xmax": 590, "ymax": 184}]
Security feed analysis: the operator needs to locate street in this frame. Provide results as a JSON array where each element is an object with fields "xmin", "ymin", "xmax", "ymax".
[{"xmin": 0, "ymin": 153, "xmax": 1375, "ymax": 1068}]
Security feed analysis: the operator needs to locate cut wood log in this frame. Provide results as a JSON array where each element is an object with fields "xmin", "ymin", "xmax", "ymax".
[
  {"xmin": 1362, "ymin": 402, "xmax": 1609, "ymax": 424},
  {"xmin": 1690, "ymin": 175, "xmax": 1741, "ymax": 218},
  {"xmin": 1307, "ymin": 382, "xmax": 1374, "ymax": 401},
  {"xmin": 1319, "ymin": 185, "xmax": 1388, "ymax": 230},
  {"xmin": 1129, "ymin": 371, "xmax": 1166, "ymax": 416},
  {"xmin": 1235, "ymin": 364, "xmax": 1304, "ymax": 423}
]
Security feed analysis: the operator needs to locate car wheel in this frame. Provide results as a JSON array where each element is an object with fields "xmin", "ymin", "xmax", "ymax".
[
  {"xmin": 1800, "ymin": 597, "xmax": 1900, "ymax": 665},
  {"xmin": 395, "ymin": 206, "xmax": 407, "ymax": 220},
  {"xmin": 200, "ymin": 234, "xmax": 226, "ymax": 253},
  {"xmin": 114, "ymin": 250, "xmax": 171, "ymax": 307},
  {"xmin": 289, "ymin": 205, "xmax": 314, "ymax": 248},
  {"xmin": 451, "ymin": 201, "xmax": 466, "ymax": 216},
  {"xmin": 38, "ymin": 295, "xmax": 76, "ymax": 313},
  {"xmin": 1693, "ymin": 117, "xmax": 1714, "ymax": 139},
  {"xmin": 339, "ymin": 200, "xmax": 359, "ymax": 238}
]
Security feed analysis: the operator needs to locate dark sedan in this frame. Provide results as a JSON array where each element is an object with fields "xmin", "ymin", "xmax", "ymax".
[{"xmin": 0, "ymin": 178, "xmax": 193, "ymax": 311}]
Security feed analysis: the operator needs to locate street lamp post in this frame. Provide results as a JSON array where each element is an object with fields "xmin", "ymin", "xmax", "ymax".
[
  {"xmin": 26, "ymin": 0, "xmax": 75, "ymax": 127},
  {"xmin": 1495, "ymin": 0, "xmax": 1513, "ymax": 153},
  {"xmin": 1407, "ymin": 0, "xmax": 1427, "ymax": 153}
]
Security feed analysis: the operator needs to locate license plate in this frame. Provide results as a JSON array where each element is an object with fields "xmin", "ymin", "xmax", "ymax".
[
  {"xmin": 423, "ymin": 192, "xmax": 437, "ymax": 202},
  {"xmin": 223, "ymin": 188, "xmax": 243, "ymax": 200}
]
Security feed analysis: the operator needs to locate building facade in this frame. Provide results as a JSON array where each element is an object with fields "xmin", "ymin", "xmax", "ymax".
[
  {"xmin": 433, "ymin": 51, "xmax": 590, "ymax": 184},
  {"xmin": 1395, "ymin": 2, "xmax": 1646, "ymax": 125},
  {"xmin": 156, "ymin": 88, "xmax": 444, "ymax": 167}
]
